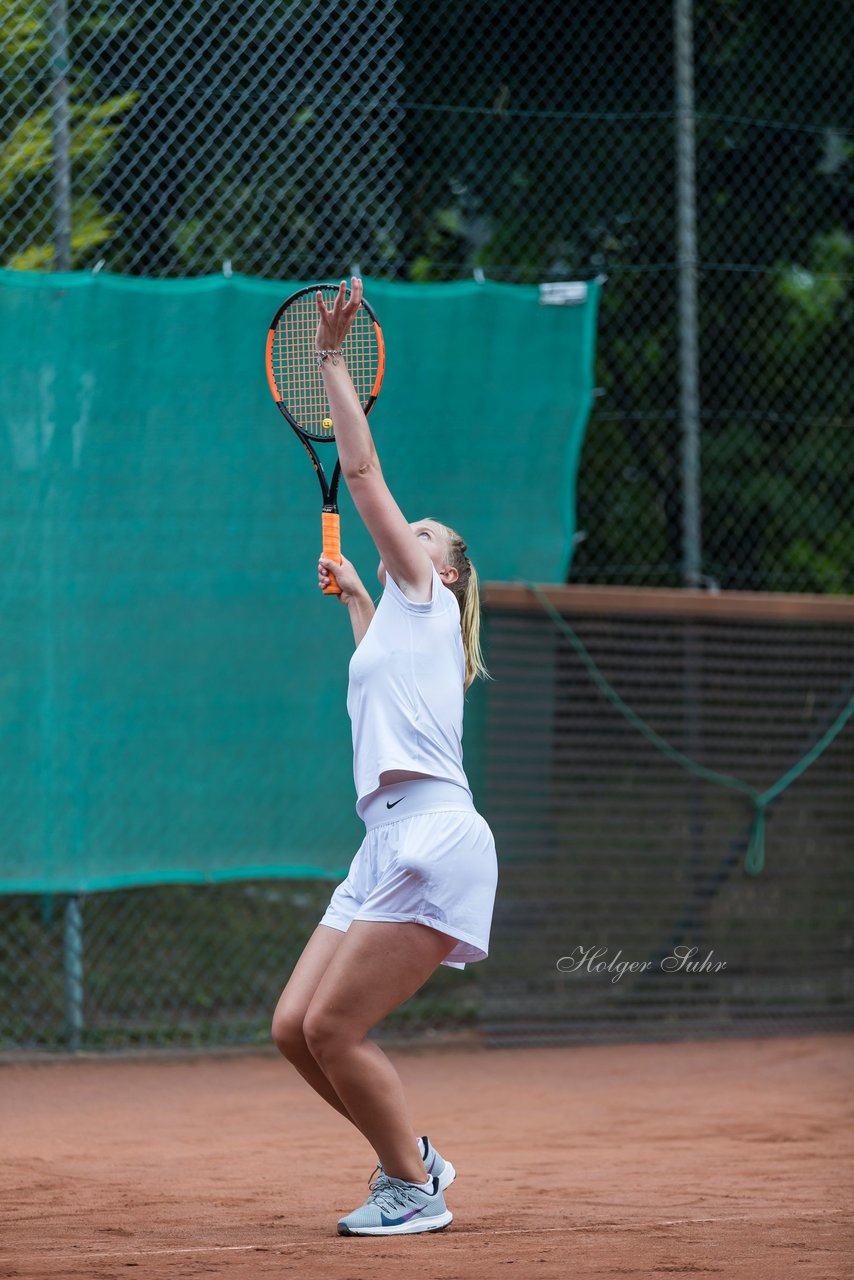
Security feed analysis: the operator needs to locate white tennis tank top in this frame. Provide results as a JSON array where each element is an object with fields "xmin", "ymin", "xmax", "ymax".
[{"xmin": 347, "ymin": 565, "xmax": 471, "ymax": 815}]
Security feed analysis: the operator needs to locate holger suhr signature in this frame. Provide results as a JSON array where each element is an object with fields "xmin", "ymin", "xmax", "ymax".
[{"xmin": 556, "ymin": 945, "xmax": 727, "ymax": 983}]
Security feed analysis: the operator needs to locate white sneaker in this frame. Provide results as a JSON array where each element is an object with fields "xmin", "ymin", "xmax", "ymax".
[{"xmin": 337, "ymin": 1173, "xmax": 453, "ymax": 1236}]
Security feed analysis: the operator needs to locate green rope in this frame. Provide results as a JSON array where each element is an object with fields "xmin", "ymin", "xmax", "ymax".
[{"xmin": 525, "ymin": 583, "xmax": 854, "ymax": 875}]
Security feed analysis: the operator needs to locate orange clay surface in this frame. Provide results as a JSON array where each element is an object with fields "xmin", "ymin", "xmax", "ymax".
[{"xmin": 1, "ymin": 1034, "xmax": 852, "ymax": 1280}]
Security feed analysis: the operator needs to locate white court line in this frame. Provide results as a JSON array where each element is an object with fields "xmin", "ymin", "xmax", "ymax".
[{"xmin": 0, "ymin": 1209, "xmax": 845, "ymax": 1264}]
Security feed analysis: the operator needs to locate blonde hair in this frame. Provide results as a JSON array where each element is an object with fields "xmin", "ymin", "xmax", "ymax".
[{"xmin": 434, "ymin": 521, "xmax": 490, "ymax": 692}]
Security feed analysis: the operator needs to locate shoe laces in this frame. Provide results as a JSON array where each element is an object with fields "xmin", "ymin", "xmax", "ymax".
[{"xmin": 365, "ymin": 1175, "xmax": 424, "ymax": 1214}]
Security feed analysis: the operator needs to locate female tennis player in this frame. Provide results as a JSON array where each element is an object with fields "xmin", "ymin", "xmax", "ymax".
[{"xmin": 271, "ymin": 277, "xmax": 498, "ymax": 1237}]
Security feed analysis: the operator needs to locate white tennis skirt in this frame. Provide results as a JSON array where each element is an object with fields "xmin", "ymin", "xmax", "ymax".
[{"xmin": 319, "ymin": 778, "xmax": 499, "ymax": 969}]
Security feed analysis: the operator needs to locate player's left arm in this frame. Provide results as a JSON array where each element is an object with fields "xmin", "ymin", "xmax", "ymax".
[
  {"xmin": 318, "ymin": 553, "xmax": 375, "ymax": 645},
  {"xmin": 316, "ymin": 279, "xmax": 434, "ymax": 603}
]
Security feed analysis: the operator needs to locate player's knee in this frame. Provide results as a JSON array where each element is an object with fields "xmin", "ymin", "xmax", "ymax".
[
  {"xmin": 271, "ymin": 1008, "xmax": 309, "ymax": 1061},
  {"xmin": 301, "ymin": 1008, "xmax": 342, "ymax": 1064}
]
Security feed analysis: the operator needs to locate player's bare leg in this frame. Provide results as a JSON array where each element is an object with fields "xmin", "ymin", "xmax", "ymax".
[
  {"xmin": 301, "ymin": 918, "xmax": 457, "ymax": 1184},
  {"xmin": 271, "ymin": 924, "xmax": 360, "ymax": 1126}
]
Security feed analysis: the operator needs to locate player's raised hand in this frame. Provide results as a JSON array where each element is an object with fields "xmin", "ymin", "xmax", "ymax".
[{"xmin": 315, "ymin": 277, "xmax": 363, "ymax": 353}]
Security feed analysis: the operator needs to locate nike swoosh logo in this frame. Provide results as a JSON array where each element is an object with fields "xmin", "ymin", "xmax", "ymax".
[
  {"xmin": 381, "ymin": 1204, "xmax": 426, "ymax": 1226},
  {"xmin": 386, "ymin": 796, "xmax": 406, "ymax": 809}
]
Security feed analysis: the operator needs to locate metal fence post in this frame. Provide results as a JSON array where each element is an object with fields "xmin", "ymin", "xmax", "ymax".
[
  {"xmin": 48, "ymin": 0, "xmax": 72, "ymax": 272},
  {"xmin": 63, "ymin": 895, "xmax": 84, "ymax": 1050},
  {"xmin": 674, "ymin": 0, "xmax": 702, "ymax": 588}
]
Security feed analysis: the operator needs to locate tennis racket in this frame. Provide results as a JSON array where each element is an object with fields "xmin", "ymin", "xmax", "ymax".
[{"xmin": 265, "ymin": 283, "xmax": 385, "ymax": 594}]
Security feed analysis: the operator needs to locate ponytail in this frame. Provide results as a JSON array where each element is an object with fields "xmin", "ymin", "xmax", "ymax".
[{"xmin": 439, "ymin": 523, "xmax": 490, "ymax": 692}]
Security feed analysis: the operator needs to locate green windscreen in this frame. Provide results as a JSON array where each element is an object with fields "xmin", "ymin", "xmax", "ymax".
[{"xmin": 0, "ymin": 270, "xmax": 600, "ymax": 892}]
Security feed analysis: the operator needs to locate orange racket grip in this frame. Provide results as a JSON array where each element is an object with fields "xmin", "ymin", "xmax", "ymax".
[{"xmin": 321, "ymin": 509, "xmax": 342, "ymax": 595}]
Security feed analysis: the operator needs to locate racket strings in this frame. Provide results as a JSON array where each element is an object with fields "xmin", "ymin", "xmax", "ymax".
[{"xmin": 270, "ymin": 289, "xmax": 380, "ymax": 441}]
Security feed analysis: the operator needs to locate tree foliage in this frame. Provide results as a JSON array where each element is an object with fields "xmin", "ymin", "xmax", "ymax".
[{"xmin": 0, "ymin": 0, "xmax": 135, "ymax": 269}]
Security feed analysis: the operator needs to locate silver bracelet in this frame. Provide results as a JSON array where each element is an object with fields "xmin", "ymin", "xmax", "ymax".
[{"xmin": 316, "ymin": 348, "xmax": 344, "ymax": 369}]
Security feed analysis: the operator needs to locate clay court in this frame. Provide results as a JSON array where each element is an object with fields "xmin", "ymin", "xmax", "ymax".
[{"xmin": 1, "ymin": 1032, "xmax": 851, "ymax": 1280}]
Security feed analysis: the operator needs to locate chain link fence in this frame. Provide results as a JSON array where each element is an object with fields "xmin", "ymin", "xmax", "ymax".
[
  {"xmin": 0, "ymin": 882, "xmax": 480, "ymax": 1050},
  {"xmin": 3, "ymin": 591, "xmax": 852, "ymax": 1052},
  {"xmin": 2, "ymin": 1, "xmax": 851, "ymax": 592},
  {"xmin": 479, "ymin": 588, "xmax": 854, "ymax": 1046},
  {"xmin": 1, "ymin": 1, "xmax": 852, "ymax": 1051}
]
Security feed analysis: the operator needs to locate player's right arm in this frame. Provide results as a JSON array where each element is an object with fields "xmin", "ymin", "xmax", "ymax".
[
  {"xmin": 316, "ymin": 279, "xmax": 434, "ymax": 603},
  {"xmin": 319, "ymin": 554, "xmax": 375, "ymax": 646}
]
